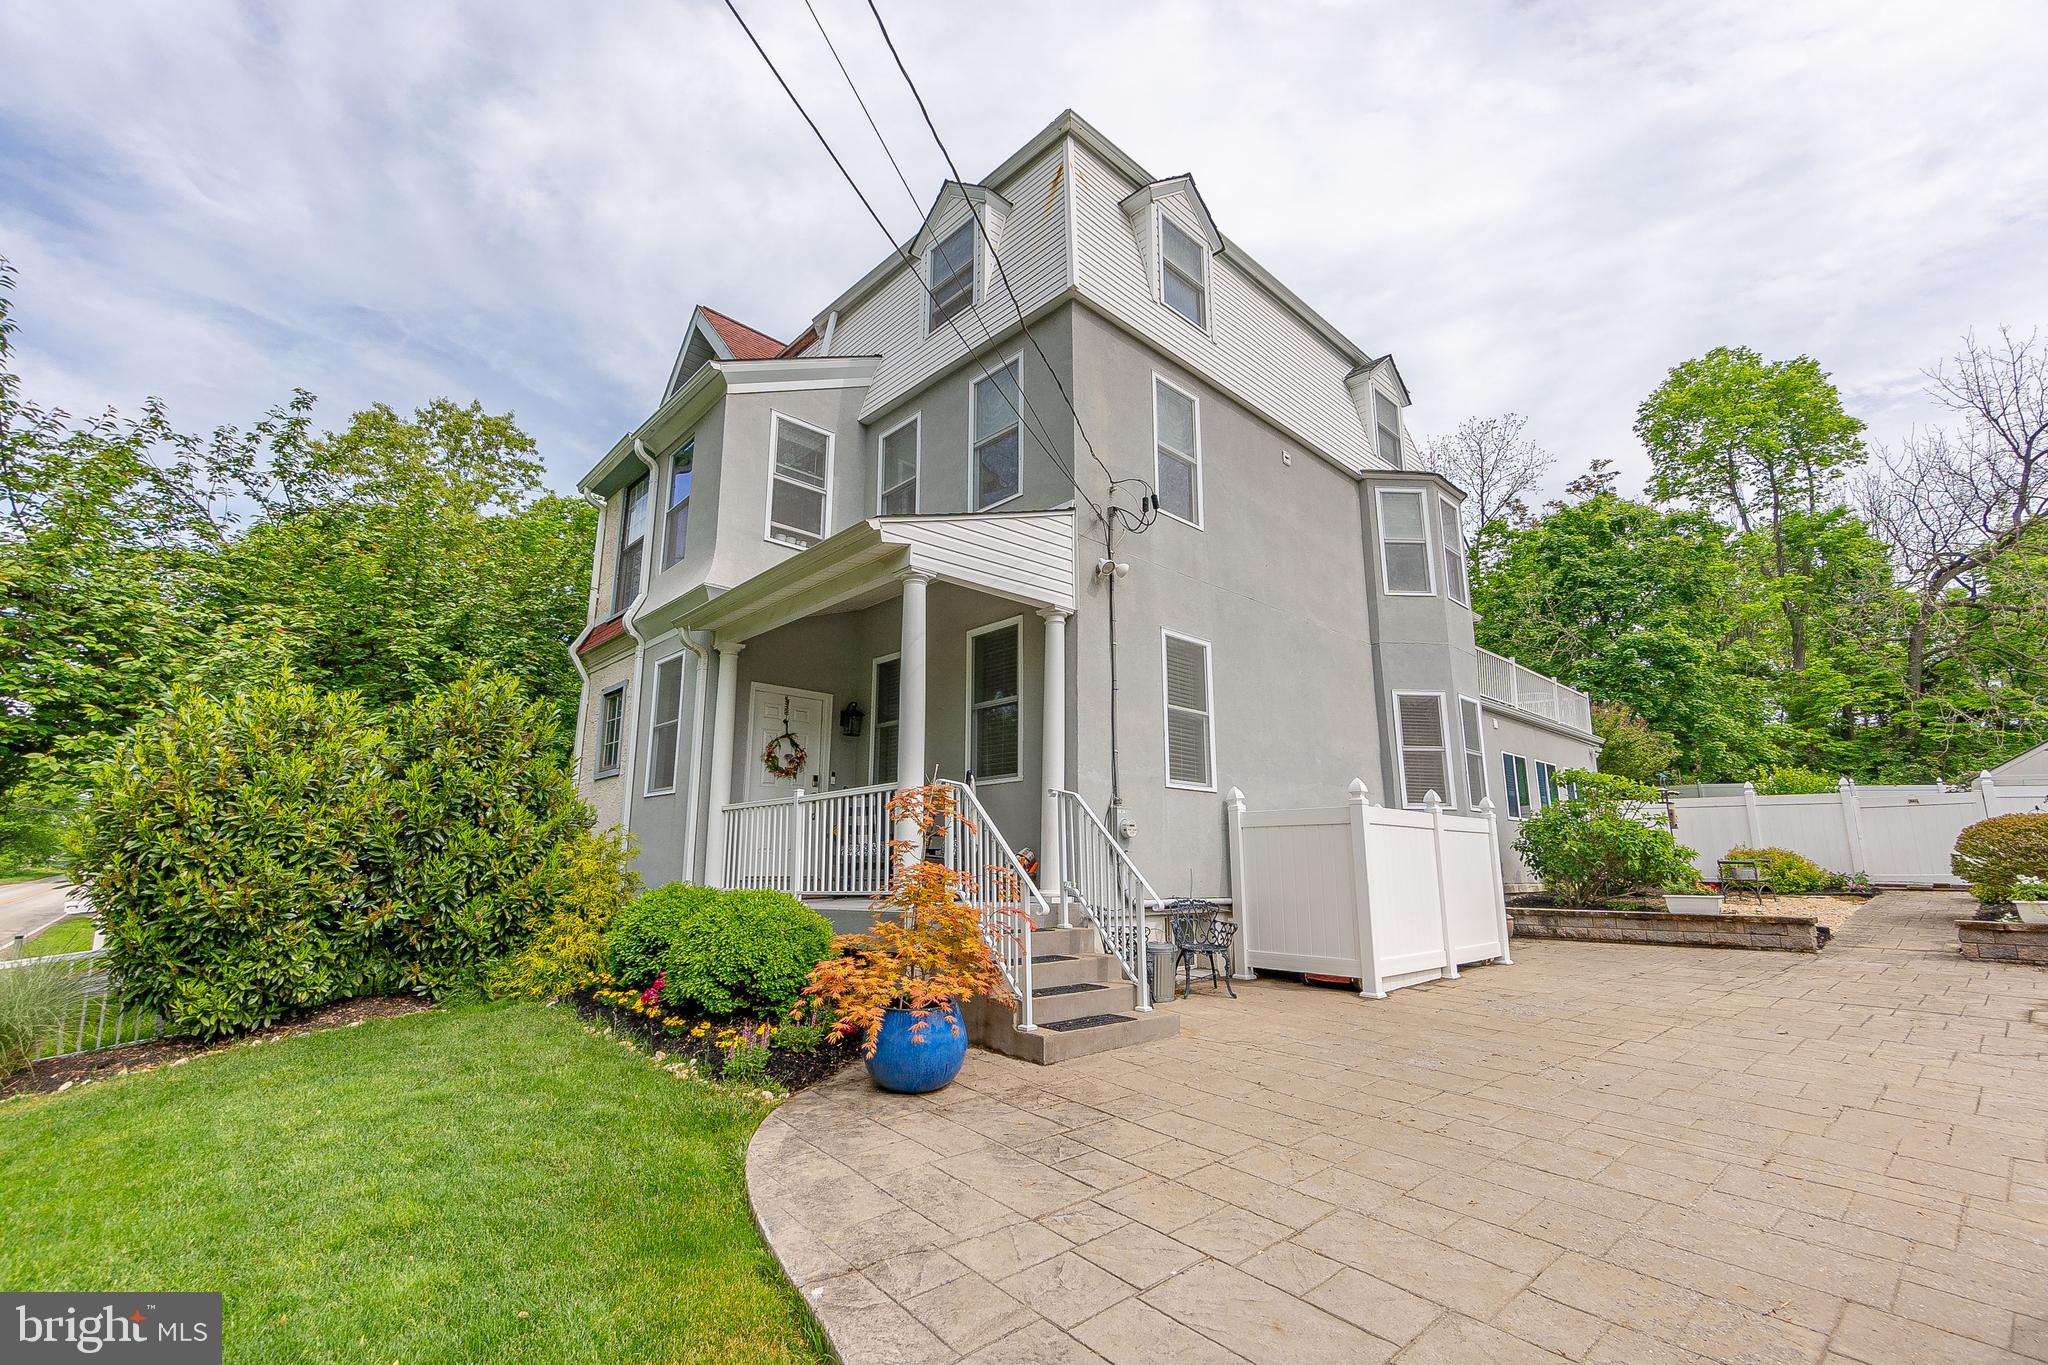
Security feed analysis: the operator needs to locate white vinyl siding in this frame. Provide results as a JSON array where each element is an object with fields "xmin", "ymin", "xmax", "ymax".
[
  {"xmin": 925, "ymin": 218, "xmax": 976, "ymax": 331},
  {"xmin": 611, "ymin": 477, "xmax": 649, "ymax": 615},
  {"xmin": 1458, "ymin": 697, "xmax": 1487, "ymax": 810},
  {"xmin": 644, "ymin": 656, "xmax": 685, "ymax": 794},
  {"xmin": 871, "ymin": 655, "xmax": 900, "ymax": 785},
  {"xmin": 662, "ymin": 441, "xmax": 693, "ymax": 569},
  {"xmin": 878, "ymin": 415, "xmax": 919, "ymax": 516},
  {"xmin": 1374, "ymin": 391, "xmax": 1404, "ymax": 467},
  {"xmin": 1158, "ymin": 212, "xmax": 1207, "ymax": 328},
  {"xmin": 596, "ymin": 685, "xmax": 625, "ymax": 777},
  {"xmin": 1502, "ymin": 752, "xmax": 1532, "ymax": 818},
  {"xmin": 766, "ymin": 414, "xmax": 832, "ymax": 548},
  {"xmin": 1394, "ymin": 692, "xmax": 1451, "ymax": 808},
  {"xmin": 1376, "ymin": 488, "xmax": 1435, "ymax": 595},
  {"xmin": 1152, "ymin": 375, "xmax": 1202, "ymax": 527},
  {"xmin": 1162, "ymin": 632, "xmax": 1216, "ymax": 790},
  {"xmin": 1440, "ymin": 495, "xmax": 1468, "ymax": 605},
  {"xmin": 967, "ymin": 619, "xmax": 1022, "ymax": 781},
  {"xmin": 970, "ymin": 358, "xmax": 1024, "ymax": 511}
]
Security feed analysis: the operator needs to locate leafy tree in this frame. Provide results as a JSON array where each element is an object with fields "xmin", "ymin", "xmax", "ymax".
[{"xmin": 1590, "ymin": 703, "xmax": 1677, "ymax": 784}]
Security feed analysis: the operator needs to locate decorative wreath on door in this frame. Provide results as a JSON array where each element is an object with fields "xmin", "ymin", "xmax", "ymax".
[{"xmin": 760, "ymin": 697, "xmax": 809, "ymax": 779}]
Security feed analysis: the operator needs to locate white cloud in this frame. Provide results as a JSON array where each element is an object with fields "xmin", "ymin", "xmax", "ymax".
[{"xmin": 2, "ymin": 0, "xmax": 2043, "ymax": 497}]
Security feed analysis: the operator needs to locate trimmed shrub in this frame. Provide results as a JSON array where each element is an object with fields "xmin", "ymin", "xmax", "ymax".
[
  {"xmin": 1953, "ymin": 814, "xmax": 2048, "ymax": 905},
  {"xmin": 660, "ymin": 889, "xmax": 834, "ymax": 1020},
  {"xmin": 603, "ymin": 883, "xmax": 722, "ymax": 990},
  {"xmin": 1752, "ymin": 765, "xmax": 1839, "ymax": 796},
  {"xmin": 1515, "ymin": 770, "xmax": 1700, "ymax": 905},
  {"xmin": 1725, "ymin": 846, "xmax": 1838, "ymax": 894},
  {"xmin": 487, "ymin": 829, "xmax": 641, "ymax": 1001}
]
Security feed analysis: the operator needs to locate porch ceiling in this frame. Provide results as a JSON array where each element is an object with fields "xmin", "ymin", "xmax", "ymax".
[{"xmin": 682, "ymin": 509, "xmax": 1076, "ymax": 644}]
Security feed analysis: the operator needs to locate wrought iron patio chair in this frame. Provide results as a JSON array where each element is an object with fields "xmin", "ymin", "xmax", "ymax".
[
  {"xmin": 1165, "ymin": 901, "xmax": 1237, "ymax": 999},
  {"xmin": 1717, "ymin": 858, "xmax": 1769, "ymax": 907}
]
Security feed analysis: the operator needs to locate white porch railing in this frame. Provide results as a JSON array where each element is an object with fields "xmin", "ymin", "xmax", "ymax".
[
  {"xmin": 1051, "ymin": 790, "xmax": 1154, "ymax": 1011},
  {"xmin": 1476, "ymin": 647, "xmax": 1593, "ymax": 734},
  {"xmin": 937, "ymin": 780, "xmax": 1039, "ymax": 1032},
  {"xmin": 721, "ymin": 783, "xmax": 896, "ymax": 897}
]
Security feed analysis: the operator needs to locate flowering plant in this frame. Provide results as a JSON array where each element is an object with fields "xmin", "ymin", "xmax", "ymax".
[{"xmin": 800, "ymin": 783, "xmax": 1021, "ymax": 1056}]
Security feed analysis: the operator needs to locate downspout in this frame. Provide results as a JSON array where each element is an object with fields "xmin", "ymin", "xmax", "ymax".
[
  {"xmin": 820, "ymin": 309, "xmax": 838, "ymax": 353},
  {"xmin": 676, "ymin": 628, "xmax": 715, "ymax": 882},
  {"xmin": 568, "ymin": 490, "xmax": 609, "ymax": 784},
  {"xmin": 617, "ymin": 438, "xmax": 661, "ymax": 837}
]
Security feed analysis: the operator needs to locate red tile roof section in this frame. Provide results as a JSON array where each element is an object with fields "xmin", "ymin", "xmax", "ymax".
[
  {"xmin": 778, "ymin": 326, "xmax": 819, "ymax": 358},
  {"xmin": 577, "ymin": 616, "xmax": 628, "ymax": 655},
  {"xmin": 700, "ymin": 308, "xmax": 785, "ymax": 361}
]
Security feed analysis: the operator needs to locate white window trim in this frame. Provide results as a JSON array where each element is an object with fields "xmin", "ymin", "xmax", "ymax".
[
  {"xmin": 642, "ymin": 651, "xmax": 688, "ymax": 796},
  {"xmin": 1501, "ymin": 751, "xmax": 1532, "ymax": 819},
  {"xmin": 1154, "ymin": 206, "xmax": 1211, "ymax": 335},
  {"xmin": 1534, "ymin": 759, "xmax": 1558, "ymax": 810},
  {"xmin": 1375, "ymin": 486, "xmax": 1437, "ymax": 597},
  {"xmin": 595, "ymin": 684, "xmax": 626, "ymax": 778},
  {"xmin": 968, "ymin": 354, "xmax": 1026, "ymax": 513},
  {"xmin": 662, "ymin": 439, "xmax": 694, "ymax": 570},
  {"xmin": 611, "ymin": 476, "xmax": 650, "ymax": 616},
  {"xmin": 870, "ymin": 652, "xmax": 901, "ymax": 786},
  {"xmin": 1391, "ymin": 689, "xmax": 1451, "ymax": 810},
  {"xmin": 876, "ymin": 412, "xmax": 921, "ymax": 517},
  {"xmin": 963, "ymin": 616, "xmax": 1024, "ymax": 785},
  {"xmin": 924, "ymin": 217, "xmax": 980, "ymax": 337},
  {"xmin": 1151, "ymin": 372, "xmax": 1204, "ymax": 530},
  {"xmin": 1457, "ymin": 694, "xmax": 1487, "ymax": 811},
  {"xmin": 1440, "ymin": 493, "xmax": 1469, "ymax": 607},
  {"xmin": 1160, "ymin": 629, "xmax": 1218, "ymax": 792},
  {"xmin": 764, "ymin": 410, "xmax": 834, "ymax": 550}
]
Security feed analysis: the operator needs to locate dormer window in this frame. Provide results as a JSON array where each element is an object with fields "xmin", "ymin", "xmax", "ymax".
[
  {"xmin": 926, "ymin": 219, "xmax": 976, "ymax": 331},
  {"xmin": 1374, "ymin": 391, "xmax": 1404, "ymax": 467},
  {"xmin": 1159, "ymin": 214, "xmax": 1208, "ymax": 328}
]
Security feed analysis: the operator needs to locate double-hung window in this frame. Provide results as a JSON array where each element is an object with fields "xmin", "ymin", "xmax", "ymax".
[
  {"xmin": 1162, "ymin": 632, "xmax": 1216, "ymax": 789},
  {"xmin": 871, "ymin": 656, "xmax": 901, "ymax": 785},
  {"xmin": 1376, "ymin": 488, "xmax": 1434, "ymax": 594},
  {"xmin": 767, "ymin": 414, "xmax": 831, "ymax": 548},
  {"xmin": 1534, "ymin": 760, "xmax": 1560, "ymax": 809},
  {"xmin": 1159, "ymin": 214, "xmax": 1207, "ymax": 328},
  {"xmin": 1459, "ymin": 697, "xmax": 1487, "ymax": 809},
  {"xmin": 1440, "ymin": 495, "xmax": 1469, "ymax": 605},
  {"xmin": 967, "ymin": 620, "xmax": 1021, "ymax": 781},
  {"xmin": 662, "ymin": 441, "xmax": 693, "ymax": 568},
  {"xmin": 596, "ymin": 685, "xmax": 626, "ymax": 777},
  {"xmin": 1501, "ymin": 753, "xmax": 1532, "ymax": 818},
  {"xmin": 1153, "ymin": 376, "xmax": 1201, "ymax": 526},
  {"xmin": 1394, "ymin": 692, "xmax": 1451, "ymax": 808},
  {"xmin": 1374, "ymin": 391, "xmax": 1404, "ymax": 467},
  {"xmin": 645, "ymin": 656, "xmax": 685, "ymax": 793},
  {"xmin": 927, "ymin": 219, "xmax": 976, "ymax": 330},
  {"xmin": 611, "ymin": 476, "xmax": 649, "ymax": 615},
  {"xmin": 878, "ymin": 416, "xmax": 919, "ymax": 516},
  {"xmin": 971, "ymin": 360, "xmax": 1023, "ymax": 510}
]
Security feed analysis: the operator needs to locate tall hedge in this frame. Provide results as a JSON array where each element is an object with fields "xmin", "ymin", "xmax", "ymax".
[{"xmin": 74, "ymin": 668, "xmax": 601, "ymax": 1038}]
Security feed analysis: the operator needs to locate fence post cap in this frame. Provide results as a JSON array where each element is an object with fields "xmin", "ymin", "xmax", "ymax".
[
  {"xmin": 1975, "ymin": 770, "xmax": 1995, "ymax": 786},
  {"xmin": 1346, "ymin": 778, "xmax": 1370, "ymax": 801},
  {"xmin": 1478, "ymin": 795, "xmax": 1496, "ymax": 814},
  {"xmin": 1224, "ymin": 786, "xmax": 1245, "ymax": 805},
  {"xmin": 1425, "ymin": 790, "xmax": 1444, "ymax": 810},
  {"xmin": 1742, "ymin": 781, "xmax": 1757, "ymax": 794},
  {"xmin": 1837, "ymin": 776, "xmax": 1855, "ymax": 789}
]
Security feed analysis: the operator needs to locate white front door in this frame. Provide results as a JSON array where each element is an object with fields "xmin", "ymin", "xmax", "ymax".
[{"xmin": 745, "ymin": 685, "xmax": 831, "ymax": 803}]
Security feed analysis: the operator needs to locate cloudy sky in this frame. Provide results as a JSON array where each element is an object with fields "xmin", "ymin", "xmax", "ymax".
[{"xmin": 3, "ymin": 1, "xmax": 2044, "ymax": 500}]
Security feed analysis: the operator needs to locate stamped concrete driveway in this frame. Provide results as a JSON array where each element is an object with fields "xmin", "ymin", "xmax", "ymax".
[{"xmin": 749, "ymin": 892, "xmax": 2048, "ymax": 1364}]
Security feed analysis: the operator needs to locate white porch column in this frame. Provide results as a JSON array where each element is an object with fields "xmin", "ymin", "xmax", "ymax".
[
  {"xmin": 1038, "ymin": 608, "xmax": 1069, "ymax": 917},
  {"xmin": 895, "ymin": 570, "xmax": 932, "ymax": 861},
  {"xmin": 702, "ymin": 642, "xmax": 744, "ymax": 888}
]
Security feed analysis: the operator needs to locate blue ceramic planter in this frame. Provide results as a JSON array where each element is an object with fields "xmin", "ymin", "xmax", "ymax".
[{"xmin": 865, "ymin": 1001, "xmax": 968, "ymax": 1094}]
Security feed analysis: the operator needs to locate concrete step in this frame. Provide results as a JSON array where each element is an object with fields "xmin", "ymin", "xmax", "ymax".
[
  {"xmin": 1028, "ymin": 979, "xmax": 1140, "ymax": 1024},
  {"xmin": 1029, "ymin": 952, "xmax": 1126, "ymax": 989},
  {"xmin": 967, "ymin": 1002, "xmax": 1181, "ymax": 1065},
  {"xmin": 1031, "ymin": 925, "xmax": 1105, "ymax": 957}
]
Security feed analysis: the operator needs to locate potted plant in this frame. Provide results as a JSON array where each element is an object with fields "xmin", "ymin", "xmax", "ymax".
[
  {"xmin": 801, "ymin": 784, "xmax": 1021, "ymax": 1094},
  {"xmin": 2012, "ymin": 879, "xmax": 2048, "ymax": 926},
  {"xmin": 1663, "ymin": 880, "xmax": 1726, "ymax": 915}
]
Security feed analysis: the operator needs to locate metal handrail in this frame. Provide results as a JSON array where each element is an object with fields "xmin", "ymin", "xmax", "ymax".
[
  {"xmin": 1051, "ymin": 789, "xmax": 1154, "ymax": 1011},
  {"xmin": 936, "ymin": 780, "xmax": 1039, "ymax": 1031}
]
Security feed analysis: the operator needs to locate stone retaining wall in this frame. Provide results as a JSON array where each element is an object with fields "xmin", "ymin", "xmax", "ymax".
[
  {"xmin": 1510, "ymin": 907, "xmax": 1820, "ymax": 952},
  {"xmin": 1955, "ymin": 919, "xmax": 2048, "ymax": 965}
]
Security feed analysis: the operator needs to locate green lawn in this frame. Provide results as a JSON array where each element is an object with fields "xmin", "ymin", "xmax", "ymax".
[
  {"xmin": 0, "ymin": 1002, "xmax": 829, "ymax": 1364},
  {"xmin": 19, "ymin": 913, "xmax": 93, "ymax": 956}
]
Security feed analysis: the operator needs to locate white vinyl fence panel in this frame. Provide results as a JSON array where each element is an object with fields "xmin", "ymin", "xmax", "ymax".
[
  {"xmin": 1666, "ymin": 775, "xmax": 2048, "ymax": 886},
  {"xmin": 1226, "ymin": 782, "xmax": 1510, "ymax": 997}
]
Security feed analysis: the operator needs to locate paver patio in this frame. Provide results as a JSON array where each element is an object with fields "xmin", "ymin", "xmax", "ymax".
[{"xmin": 748, "ymin": 891, "xmax": 2048, "ymax": 1364}]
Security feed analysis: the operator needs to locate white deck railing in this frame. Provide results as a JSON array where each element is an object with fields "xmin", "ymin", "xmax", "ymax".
[
  {"xmin": 721, "ymin": 783, "xmax": 896, "ymax": 897},
  {"xmin": 1476, "ymin": 647, "xmax": 1593, "ymax": 734},
  {"xmin": 1051, "ymin": 790, "xmax": 1154, "ymax": 1010},
  {"xmin": 937, "ymin": 780, "xmax": 1039, "ymax": 1032}
]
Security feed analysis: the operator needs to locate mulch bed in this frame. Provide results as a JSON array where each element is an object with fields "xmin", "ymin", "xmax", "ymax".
[
  {"xmin": 1, "ymin": 995, "xmax": 430, "ymax": 1101},
  {"xmin": 572, "ymin": 995, "xmax": 858, "ymax": 1093}
]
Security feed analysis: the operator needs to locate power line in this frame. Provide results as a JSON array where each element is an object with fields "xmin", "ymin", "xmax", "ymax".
[
  {"xmin": 862, "ymin": 0, "xmax": 1154, "ymax": 537},
  {"xmin": 799, "ymin": 0, "xmax": 919, "ymax": 212},
  {"xmin": 718, "ymin": 0, "xmax": 1099, "ymax": 520}
]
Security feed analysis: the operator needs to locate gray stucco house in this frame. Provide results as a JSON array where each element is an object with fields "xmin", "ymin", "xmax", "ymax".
[{"xmin": 568, "ymin": 111, "xmax": 1597, "ymax": 1059}]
